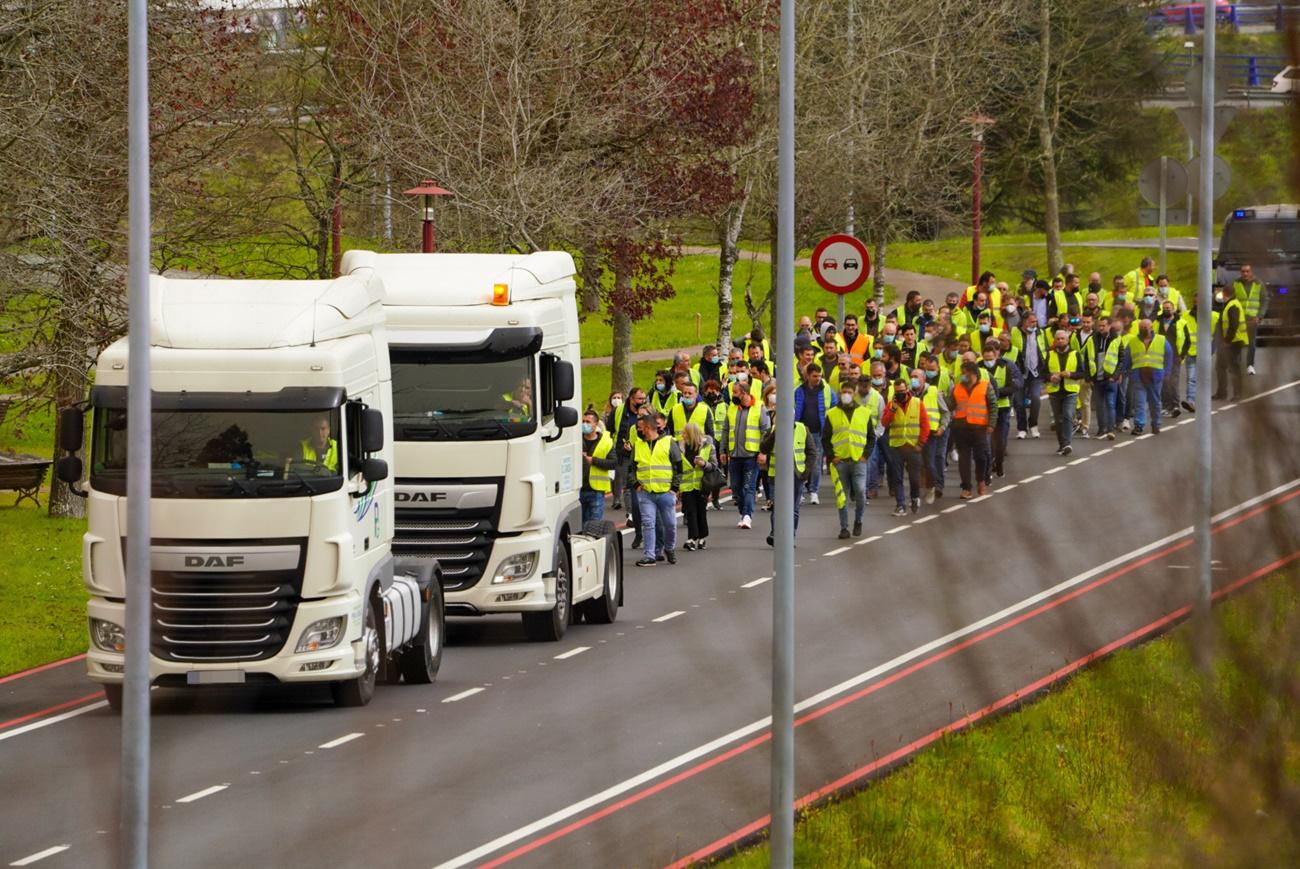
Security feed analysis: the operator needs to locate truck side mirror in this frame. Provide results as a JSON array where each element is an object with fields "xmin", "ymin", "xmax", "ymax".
[
  {"xmin": 56, "ymin": 455, "xmax": 83, "ymax": 485},
  {"xmin": 552, "ymin": 360, "xmax": 575, "ymax": 403},
  {"xmin": 361, "ymin": 457, "xmax": 388, "ymax": 483},
  {"xmin": 553, "ymin": 405, "xmax": 578, "ymax": 430},
  {"xmin": 360, "ymin": 408, "xmax": 384, "ymax": 453},
  {"xmin": 59, "ymin": 407, "xmax": 84, "ymax": 453}
]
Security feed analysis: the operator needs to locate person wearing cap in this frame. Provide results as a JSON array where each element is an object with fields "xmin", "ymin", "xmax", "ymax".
[
  {"xmin": 880, "ymin": 377, "xmax": 929, "ymax": 515},
  {"xmin": 1046, "ymin": 328, "xmax": 1084, "ymax": 455}
]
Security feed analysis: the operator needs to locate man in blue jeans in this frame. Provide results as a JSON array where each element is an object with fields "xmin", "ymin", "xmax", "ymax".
[
  {"xmin": 630, "ymin": 414, "xmax": 681, "ymax": 567},
  {"xmin": 719, "ymin": 380, "xmax": 769, "ymax": 529},
  {"xmin": 1130, "ymin": 318, "xmax": 1171, "ymax": 435},
  {"xmin": 793, "ymin": 362, "xmax": 835, "ymax": 505}
]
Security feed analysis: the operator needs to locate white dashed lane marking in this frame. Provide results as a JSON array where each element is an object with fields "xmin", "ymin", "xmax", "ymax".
[
  {"xmin": 653, "ymin": 611, "xmax": 685, "ymax": 623},
  {"xmin": 553, "ymin": 646, "xmax": 591, "ymax": 660},
  {"xmin": 824, "ymin": 547, "xmax": 850, "ymax": 557},
  {"xmin": 176, "ymin": 784, "xmax": 229, "ymax": 804},
  {"xmin": 996, "ymin": 484, "xmax": 1018, "ymax": 493},
  {"xmin": 9, "ymin": 845, "xmax": 70, "ymax": 866},
  {"xmin": 442, "ymin": 687, "xmax": 485, "ymax": 704},
  {"xmin": 1020, "ymin": 474, "xmax": 1042, "ymax": 483},
  {"xmin": 1044, "ymin": 466, "xmax": 1064, "ymax": 475},
  {"xmin": 318, "ymin": 732, "xmax": 364, "ymax": 750},
  {"xmin": 912, "ymin": 515, "xmax": 937, "ymax": 525},
  {"xmin": 741, "ymin": 576, "xmax": 772, "ymax": 588},
  {"xmin": 885, "ymin": 525, "xmax": 911, "ymax": 534},
  {"xmin": 1068, "ymin": 457, "xmax": 1090, "ymax": 466},
  {"xmin": 854, "ymin": 535, "xmax": 881, "ymax": 546},
  {"xmin": 942, "ymin": 504, "xmax": 966, "ymax": 514}
]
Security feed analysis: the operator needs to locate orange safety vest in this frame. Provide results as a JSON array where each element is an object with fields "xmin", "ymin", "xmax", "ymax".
[
  {"xmin": 842, "ymin": 331, "xmax": 872, "ymax": 365},
  {"xmin": 952, "ymin": 380, "xmax": 990, "ymax": 427}
]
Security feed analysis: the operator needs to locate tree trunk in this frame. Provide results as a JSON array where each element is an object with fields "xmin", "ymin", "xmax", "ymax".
[
  {"xmin": 873, "ymin": 237, "xmax": 888, "ymax": 306},
  {"xmin": 715, "ymin": 180, "xmax": 750, "ymax": 355},
  {"xmin": 1036, "ymin": 0, "xmax": 1064, "ymax": 278},
  {"xmin": 767, "ymin": 210, "xmax": 778, "ymax": 338},
  {"xmin": 610, "ymin": 266, "xmax": 634, "ymax": 395},
  {"xmin": 580, "ymin": 241, "xmax": 602, "ymax": 314},
  {"xmin": 47, "ymin": 308, "xmax": 88, "ymax": 519}
]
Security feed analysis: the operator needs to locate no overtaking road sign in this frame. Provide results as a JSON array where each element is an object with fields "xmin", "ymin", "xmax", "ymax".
[{"xmin": 811, "ymin": 234, "xmax": 871, "ymax": 296}]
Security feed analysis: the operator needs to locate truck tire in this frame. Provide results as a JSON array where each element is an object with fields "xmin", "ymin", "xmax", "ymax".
[
  {"xmin": 103, "ymin": 683, "xmax": 123, "ymax": 714},
  {"xmin": 398, "ymin": 579, "xmax": 444, "ymax": 684},
  {"xmin": 521, "ymin": 543, "xmax": 571, "ymax": 642},
  {"xmin": 331, "ymin": 593, "xmax": 380, "ymax": 707},
  {"xmin": 579, "ymin": 537, "xmax": 620, "ymax": 624}
]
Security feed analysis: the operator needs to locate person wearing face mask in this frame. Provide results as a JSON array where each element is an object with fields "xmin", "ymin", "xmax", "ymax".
[
  {"xmin": 969, "ymin": 311, "xmax": 996, "ymax": 354},
  {"xmin": 1156, "ymin": 301, "xmax": 1184, "ymax": 419},
  {"xmin": 580, "ymin": 410, "xmax": 618, "ymax": 524},
  {"xmin": 608, "ymin": 388, "xmax": 648, "ymax": 534},
  {"xmin": 879, "ymin": 320, "xmax": 899, "ymax": 350},
  {"xmin": 603, "ymin": 391, "xmax": 627, "ymax": 510},
  {"xmin": 1046, "ymin": 329, "xmax": 1084, "ymax": 455},
  {"xmin": 913, "ymin": 368, "xmax": 950, "ymax": 505},
  {"xmin": 1212, "ymin": 282, "xmax": 1249, "ymax": 402},
  {"xmin": 1074, "ymin": 314, "xmax": 1098, "ymax": 437},
  {"xmin": 948, "ymin": 362, "xmax": 995, "ymax": 499},
  {"xmin": 669, "ymin": 382, "xmax": 714, "ymax": 439},
  {"xmin": 981, "ymin": 341, "xmax": 1022, "ymax": 479},
  {"xmin": 629, "ymin": 413, "xmax": 681, "ymax": 567},
  {"xmin": 695, "ymin": 345, "xmax": 722, "ymax": 387},
  {"xmin": 1016, "ymin": 312, "xmax": 1049, "ymax": 439},
  {"xmin": 649, "ymin": 369, "xmax": 678, "ymax": 416},
  {"xmin": 863, "ymin": 300, "xmax": 881, "ymax": 338},
  {"xmin": 863, "ymin": 361, "xmax": 892, "ymax": 500},
  {"xmin": 677, "ymin": 422, "xmax": 717, "ymax": 552},
  {"xmin": 880, "ymin": 378, "xmax": 930, "ymax": 516},
  {"xmin": 1130, "ymin": 318, "xmax": 1171, "ymax": 435},
  {"xmin": 1153, "ymin": 275, "xmax": 1185, "ymax": 315},
  {"xmin": 1100, "ymin": 274, "xmax": 1127, "ymax": 318},
  {"xmin": 719, "ymin": 378, "xmax": 770, "ymax": 529},
  {"xmin": 699, "ymin": 380, "xmax": 729, "ymax": 509},
  {"xmin": 824, "ymin": 383, "xmax": 873, "ymax": 537}
]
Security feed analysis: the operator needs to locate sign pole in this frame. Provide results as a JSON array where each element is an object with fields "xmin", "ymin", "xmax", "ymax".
[
  {"xmin": 771, "ymin": 0, "xmax": 796, "ymax": 864},
  {"xmin": 1194, "ymin": 0, "xmax": 1216, "ymax": 662},
  {"xmin": 1159, "ymin": 156, "xmax": 1168, "ymax": 276},
  {"xmin": 123, "ymin": 0, "xmax": 153, "ymax": 863}
]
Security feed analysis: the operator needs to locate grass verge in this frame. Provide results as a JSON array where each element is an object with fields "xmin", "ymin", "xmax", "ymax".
[
  {"xmin": 716, "ymin": 570, "xmax": 1300, "ymax": 868},
  {"xmin": 0, "ymin": 500, "xmax": 86, "ymax": 676}
]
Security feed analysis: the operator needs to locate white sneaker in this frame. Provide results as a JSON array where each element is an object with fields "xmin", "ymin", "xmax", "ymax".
[
  {"xmin": 1030, "ymin": 426, "xmax": 1041, "ymax": 439},
  {"xmin": 809, "ymin": 493, "xmax": 820, "ymax": 505},
  {"xmin": 1016, "ymin": 430, "xmax": 1027, "ymax": 440},
  {"xmin": 1247, "ymin": 365, "xmax": 1256, "ymax": 375},
  {"xmin": 739, "ymin": 515, "xmax": 752, "ymax": 529},
  {"xmin": 949, "ymin": 449, "xmax": 958, "ymax": 463},
  {"xmin": 1080, "ymin": 430, "xmax": 1091, "ymax": 439},
  {"xmin": 1120, "ymin": 419, "xmax": 1133, "ymax": 432}
]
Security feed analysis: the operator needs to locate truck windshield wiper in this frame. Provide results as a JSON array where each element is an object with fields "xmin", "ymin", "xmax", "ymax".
[
  {"xmin": 401, "ymin": 419, "xmax": 455, "ymax": 440},
  {"xmin": 456, "ymin": 420, "xmax": 517, "ymax": 439},
  {"xmin": 279, "ymin": 467, "xmax": 322, "ymax": 496}
]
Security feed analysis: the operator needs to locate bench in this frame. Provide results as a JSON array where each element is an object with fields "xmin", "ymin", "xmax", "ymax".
[{"xmin": 0, "ymin": 454, "xmax": 52, "ymax": 508}]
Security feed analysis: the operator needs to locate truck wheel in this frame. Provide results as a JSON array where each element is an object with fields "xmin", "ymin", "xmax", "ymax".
[
  {"xmin": 521, "ymin": 544, "xmax": 570, "ymax": 642},
  {"xmin": 579, "ymin": 537, "xmax": 620, "ymax": 624},
  {"xmin": 398, "ymin": 579, "xmax": 444, "ymax": 684},
  {"xmin": 331, "ymin": 594, "xmax": 379, "ymax": 707},
  {"xmin": 103, "ymin": 683, "xmax": 123, "ymax": 714}
]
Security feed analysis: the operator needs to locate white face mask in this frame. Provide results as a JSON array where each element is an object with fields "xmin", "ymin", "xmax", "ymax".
[
  {"xmin": 611, "ymin": 397, "xmax": 623, "ymax": 408},
  {"xmin": 840, "ymin": 392, "xmax": 854, "ymax": 405}
]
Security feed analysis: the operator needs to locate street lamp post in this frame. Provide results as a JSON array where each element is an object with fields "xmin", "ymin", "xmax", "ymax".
[
  {"xmin": 963, "ymin": 115, "xmax": 995, "ymax": 286},
  {"xmin": 404, "ymin": 181, "xmax": 453, "ymax": 253}
]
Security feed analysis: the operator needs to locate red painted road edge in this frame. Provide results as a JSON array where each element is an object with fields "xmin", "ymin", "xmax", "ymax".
[
  {"xmin": 0, "ymin": 653, "xmax": 86, "ymax": 686},
  {"xmin": 664, "ymin": 548, "xmax": 1300, "ymax": 868},
  {"xmin": 473, "ymin": 487, "xmax": 1300, "ymax": 869}
]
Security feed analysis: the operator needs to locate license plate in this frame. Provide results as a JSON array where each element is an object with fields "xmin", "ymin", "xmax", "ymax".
[{"xmin": 187, "ymin": 670, "xmax": 246, "ymax": 685}]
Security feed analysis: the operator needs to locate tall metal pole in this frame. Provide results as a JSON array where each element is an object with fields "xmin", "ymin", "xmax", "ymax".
[
  {"xmin": 971, "ymin": 129, "xmax": 984, "ymax": 287},
  {"xmin": 841, "ymin": 0, "xmax": 855, "ymax": 328},
  {"xmin": 1194, "ymin": 1, "xmax": 1216, "ymax": 647},
  {"xmin": 124, "ymin": 0, "xmax": 153, "ymax": 862},
  {"xmin": 771, "ymin": 0, "xmax": 796, "ymax": 864}
]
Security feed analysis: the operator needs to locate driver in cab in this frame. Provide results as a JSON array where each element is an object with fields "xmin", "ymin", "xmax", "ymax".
[
  {"xmin": 505, "ymin": 377, "xmax": 533, "ymax": 422},
  {"xmin": 293, "ymin": 414, "xmax": 339, "ymax": 473}
]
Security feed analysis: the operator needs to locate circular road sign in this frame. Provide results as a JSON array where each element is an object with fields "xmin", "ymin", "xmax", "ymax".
[
  {"xmin": 810, "ymin": 234, "xmax": 871, "ymax": 295},
  {"xmin": 1184, "ymin": 155, "xmax": 1232, "ymax": 201},
  {"xmin": 1138, "ymin": 157, "xmax": 1189, "ymax": 206}
]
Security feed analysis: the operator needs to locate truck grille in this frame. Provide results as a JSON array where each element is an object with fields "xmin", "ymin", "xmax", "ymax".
[
  {"xmin": 393, "ymin": 515, "xmax": 495, "ymax": 592},
  {"xmin": 147, "ymin": 541, "xmax": 306, "ymax": 663}
]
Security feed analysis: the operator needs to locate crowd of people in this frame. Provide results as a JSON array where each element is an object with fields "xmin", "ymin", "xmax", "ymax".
[{"xmin": 578, "ymin": 257, "xmax": 1270, "ymax": 567}]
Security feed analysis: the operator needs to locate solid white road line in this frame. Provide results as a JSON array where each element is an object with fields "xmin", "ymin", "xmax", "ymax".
[
  {"xmin": 653, "ymin": 611, "xmax": 685, "ymax": 623},
  {"xmin": 318, "ymin": 733, "xmax": 364, "ymax": 750},
  {"xmin": 431, "ymin": 476, "xmax": 1300, "ymax": 869},
  {"xmin": 741, "ymin": 576, "xmax": 772, "ymax": 588},
  {"xmin": 824, "ymin": 547, "xmax": 850, "ymax": 557},
  {"xmin": 0, "ymin": 700, "xmax": 108, "ymax": 744},
  {"xmin": 854, "ymin": 535, "xmax": 881, "ymax": 546},
  {"xmin": 176, "ymin": 784, "xmax": 228, "ymax": 804},
  {"xmin": 553, "ymin": 646, "xmax": 591, "ymax": 661},
  {"xmin": 442, "ymin": 687, "xmax": 485, "ymax": 704},
  {"xmin": 9, "ymin": 845, "xmax": 70, "ymax": 866}
]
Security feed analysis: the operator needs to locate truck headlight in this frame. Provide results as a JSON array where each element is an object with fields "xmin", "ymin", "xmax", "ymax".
[
  {"xmin": 492, "ymin": 551, "xmax": 538, "ymax": 584},
  {"xmin": 295, "ymin": 616, "xmax": 347, "ymax": 653},
  {"xmin": 90, "ymin": 619, "xmax": 126, "ymax": 653}
]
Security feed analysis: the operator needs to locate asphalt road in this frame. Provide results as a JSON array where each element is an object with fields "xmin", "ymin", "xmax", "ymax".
[{"xmin": 2, "ymin": 355, "xmax": 1299, "ymax": 869}]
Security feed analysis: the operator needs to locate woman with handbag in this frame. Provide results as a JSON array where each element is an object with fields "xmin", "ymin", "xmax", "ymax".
[{"xmin": 679, "ymin": 422, "xmax": 718, "ymax": 551}]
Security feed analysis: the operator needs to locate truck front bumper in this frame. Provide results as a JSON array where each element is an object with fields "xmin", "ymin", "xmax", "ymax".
[
  {"xmin": 85, "ymin": 594, "xmax": 371, "ymax": 685},
  {"xmin": 445, "ymin": 530, "xmax": 556, "ymax": 614}
]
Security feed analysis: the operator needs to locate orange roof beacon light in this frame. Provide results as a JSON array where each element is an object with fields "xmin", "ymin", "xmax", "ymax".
[
  {"xmin": 492, "ymin": 283, "xmax": 511, "ymax": 306},
  {"xmin": 403, "ymin": 180, "xmax": 453, "ymax": 253}
]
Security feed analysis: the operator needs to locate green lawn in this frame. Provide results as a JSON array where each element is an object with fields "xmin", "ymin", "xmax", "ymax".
[
  {"xmin": 717, "ymin": 571, "xmax": 1300, "ymax": 868},
  {"xmin": 0, "ymin": 500, "xmax": 86, "ymax": 675}
]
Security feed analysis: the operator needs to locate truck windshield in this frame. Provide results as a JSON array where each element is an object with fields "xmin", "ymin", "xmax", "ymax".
[
  {"xmin": 90, "ymin": 407, "xmax": 345, "ymax": 498},
  {"xmin": 1220, "ymin": 220, "xmax": 1300, "ymax": 263},
  {"xmin": 391, "ymin": 351, "xmax": 536, "ymax": 440}
]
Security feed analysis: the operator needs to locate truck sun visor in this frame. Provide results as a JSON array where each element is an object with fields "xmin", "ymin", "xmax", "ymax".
[
  {"xmin": 390, "ymin": 326, "xmax": 543, "ymax": 361},
  {"xmin": 90, "ymin": 385, "xmax": 346, "ymax": 411}
]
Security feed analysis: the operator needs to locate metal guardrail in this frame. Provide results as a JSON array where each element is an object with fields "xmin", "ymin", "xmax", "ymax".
[
  {"xmin": 1163, "ymin": 52, "xmax": 1289, "ymax": 90},
  {"xmin": 1151, "ymin": 3, "xmax": 1300, "ymax": 34}
]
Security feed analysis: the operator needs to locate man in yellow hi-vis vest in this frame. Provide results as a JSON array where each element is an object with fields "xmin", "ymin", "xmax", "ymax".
[
  {"xmin": 630, "ymin": 412, "xmax": 682, "ymax": 567},
  {"xmin": 298, "ymin": 415, "xmax": 340, "ymax": 473}
]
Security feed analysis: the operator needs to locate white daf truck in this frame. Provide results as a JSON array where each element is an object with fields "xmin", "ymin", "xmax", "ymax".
[
  {"xmin": 339, "ymin": 250, "xmax": 623, "ymax": 641},
  {"xmin": 55, "ymin": 268, "xmax": 444, "ymax": 708}
]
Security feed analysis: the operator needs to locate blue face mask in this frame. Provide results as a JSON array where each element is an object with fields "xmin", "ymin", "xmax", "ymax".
[
  {"xmin": 582, "ymin": 422, "xmax": 594, "ymax": 435},
  {"xmin": 925, "ymin": 369, "xmax": 938, "ymax": 381},
  {"xmin": 884, "ymin": 335, "xmax": 896, "ymax": 344},
  {"xmin": 681, "ymin": 396, "xmax": 695, "ymax": 407},
  {"xmin": 871, "ymin": 376, "xmax": 885, "ymax": 387},
  {"xmin": 979, "ymin": 323, "xmax": 991, "ymax": 334},
  {"xmin": 910, "ymin": 378, "xmax": 923, "ymax": 391},
  {"xmin": 983, "ymin": 359, "xmax": 996, "ymax": 368}
]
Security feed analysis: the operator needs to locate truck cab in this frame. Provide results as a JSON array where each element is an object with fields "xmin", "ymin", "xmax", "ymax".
[
  {"xmin": 58, "ymin": 269, "xmax": 443, "ymax": 708},
  {"xmin": 340, "ymin": 250, "xmax": 622, "ymax": 641}
]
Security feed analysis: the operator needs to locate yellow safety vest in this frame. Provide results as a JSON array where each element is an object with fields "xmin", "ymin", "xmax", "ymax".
[
  {"xmin": 300, "ymin": 438, "xmax": 339, "ymax": 472},
  {"xmin": 1221, "ymin": 299, "xmax": 1249, "ymax": 345},
  {"xmin": 767, "ymin": 421, "xmax": 808, "ymax": 478},
  {"xmin": 1131, "ymin": 335, "xmax": 1167, "ymax": 370},
  {"xmin": 634, "ymin": 437, "xmax": 675, "ymax": 494},
  {"xmin": 1048, "ymin": 349, "xmax": 1081, "ymax": 394},
  {"xmin": 825, "ymin": 404, "xmax": 871, "ymax": 462},
  {"xmin": 679, "ymin": 442, "xmax": 712, "ymax": 493},
  {"xmin": 888, "ymin": 399, "xmax": 922, "ymax": 447},
  {"xmin": 920, "ymin": 387, "xmax": 941, "ymax": 432},
  {"xmin": 1235, "ymin": 280, "xmax": 1263, "ymax": 318},
  {"xmin": 726, "ymin": 404, "xmax": 762, "ymax": 454},
  {"xmin": 587, "ymin": 433, "xmax": 615, "ymax": 493},
  {"xmin": 670, "ymin": 401, "xmax": 711, "ymax": 435},
  {"xmin": 1177, "ymin": 312, "xmax": 1218, "ymax": 357}
]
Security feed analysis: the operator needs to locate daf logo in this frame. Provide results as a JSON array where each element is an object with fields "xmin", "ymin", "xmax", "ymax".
[
  {"xmin": 396, "ymin": 491, "xmax": 448, "ymax": 503},
  {"xmin": 184, "ymin": 555, "xmax": 246, "ymax": 568}
]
